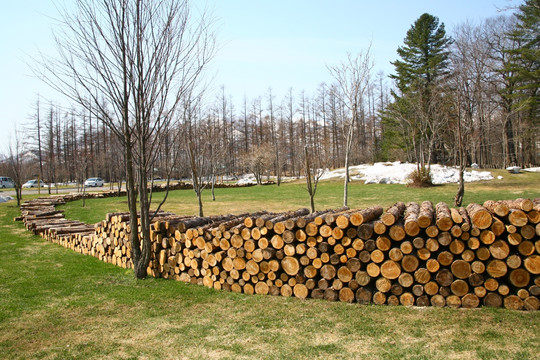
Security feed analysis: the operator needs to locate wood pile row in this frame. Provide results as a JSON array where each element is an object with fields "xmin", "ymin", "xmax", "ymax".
[{"xmin": 17, "ymin": 195, "xmax": 540, "ymax": 310}]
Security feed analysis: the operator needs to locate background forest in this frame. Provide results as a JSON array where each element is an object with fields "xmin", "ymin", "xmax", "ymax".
[{"xmin": 1, "ymin": 2, "xmax": 538, "ymax": 188}]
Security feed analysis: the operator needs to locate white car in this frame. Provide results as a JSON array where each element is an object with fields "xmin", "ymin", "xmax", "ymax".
[
  {"xmin": 84, "ymin": 177, "xmax": 104, "ymax": 187},
  {"xmin": 22, "ymin": 179, "xmax": 45, "ymax": 188},
  {"xmin": 0, "ymin": 176, "xmax": 15, "ymax": 188}
]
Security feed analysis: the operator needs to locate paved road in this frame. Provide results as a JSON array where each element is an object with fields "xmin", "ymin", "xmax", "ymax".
[{"xmin": 0, "ymin": 185, "xmax": 113, "ymax": 197}]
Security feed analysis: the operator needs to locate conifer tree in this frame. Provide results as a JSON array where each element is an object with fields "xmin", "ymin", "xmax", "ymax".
[
  {"xmin": 505, "ymin": 0, "xmax": 539, "ymax": 165},
  {"xmin": 388, "ymin": 13, "xmax": 452, "ymax": 184}
]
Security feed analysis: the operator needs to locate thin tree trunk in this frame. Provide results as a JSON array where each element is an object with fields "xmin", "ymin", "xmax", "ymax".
[{"xmin": 343, "ymin": 122, "xmax": 354, "ymax": 207}]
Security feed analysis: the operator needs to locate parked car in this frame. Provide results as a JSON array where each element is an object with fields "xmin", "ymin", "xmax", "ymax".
[
  {"xmin": 84, "ymin": 177, "xmax": 104, "ymax": 187},
  {"xmin": 22, "ymin": 179, "xmax": 45, "ymax": 188},
  {"xmin": 0, "ymin": 177, "xmax": 15, "ymax": 188}
]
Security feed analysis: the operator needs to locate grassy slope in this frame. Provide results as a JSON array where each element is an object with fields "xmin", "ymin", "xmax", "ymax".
[{"xmin": 1, "ymin": 170, "xmax": 540, "ymax": 359}]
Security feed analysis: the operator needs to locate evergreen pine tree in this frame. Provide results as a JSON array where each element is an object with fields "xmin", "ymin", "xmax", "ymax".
[{"xmin": 386, "ymin": 13, "xmax": 453, "ymax": 183}]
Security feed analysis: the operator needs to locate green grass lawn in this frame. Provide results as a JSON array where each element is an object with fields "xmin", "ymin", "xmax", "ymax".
[
  {"xmin": 1, "ymin": 170, "xmax": 540, "ymax": 359},
  {"xmin": 58, "ymin": 168, "xmax": 540, "ymax": 224}
]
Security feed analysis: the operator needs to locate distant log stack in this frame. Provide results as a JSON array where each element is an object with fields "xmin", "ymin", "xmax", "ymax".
[{"xmin": 16, "ymin": 195, "xmax": 540, "ymax": 311}]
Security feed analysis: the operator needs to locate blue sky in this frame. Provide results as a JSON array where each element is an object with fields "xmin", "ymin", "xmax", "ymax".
[{"xmin": 0, "ymin": 0, "xmax": 518, "ymax": 150}]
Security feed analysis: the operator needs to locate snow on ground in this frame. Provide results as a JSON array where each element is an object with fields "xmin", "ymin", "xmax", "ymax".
[
  {"xmin": 523, "ymin": 167, "xmax": 540, "ymax": 173},
  {"xmin": 0, "ymin": 195, "xmax": 14, "ymax": 203},
  {"xmin": 320, "ymin": 162, "xmax": 494, "ymax": 185}
]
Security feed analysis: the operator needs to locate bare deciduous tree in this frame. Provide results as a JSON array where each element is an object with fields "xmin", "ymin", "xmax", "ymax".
[
  {"xmin": 327, "ymin": 48, "xmax": 374, "ymax": 207},
  {"xmin": 304, "ymin": 145, "xmax": 326, "ymax": 213},
  {"xmin": 37, "ymin": 0, "xmax": 216, "ymax": 278}
]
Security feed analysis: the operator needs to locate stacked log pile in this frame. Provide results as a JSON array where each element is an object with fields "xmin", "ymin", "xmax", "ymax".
[{"xmin": 16, "ymin": 195, "xmax": 540, "ymax": 310}]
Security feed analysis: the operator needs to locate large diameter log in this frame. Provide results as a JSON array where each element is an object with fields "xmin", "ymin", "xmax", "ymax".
[
  {"xmin": 509, "ymin": 268, "xmax": 531, "ymax": 288},
  {"xmin": 489, "ymin": 240, "xmax": 510, "ymax": 260},
  {"xmin": 356, "ymin": 288, "xmax": 372, "ymax": 304},
  {"xmin": 401, "ymin": 255, "xmax": 419, "ymax": 273},
  {"xmin": 508, "ymin": 209, "xmax": 528, "ymax": 227},
  {"xmin": 504, "ymin": 295, "xmax": 524, "ymax": 310},
  {"xmin": 451, "ymin": 260, "xmax": 471, "ymax": 279},
  {"xmin": 337, "ymin": 266, "xmax": 353, "ymax": 283},
  {"xmin": 450, "ymin": 279, "xmax": 469, "ymax": 297},
  {"xmin": 524, "ymin": 255, "xmax": 540, "ymax": 275},
  {"xmin": 293, "ymin": 284, "xmax": 309, "ymax": 299},
  {"xmin": 388, "ymin": 224, "xmax": 406, "ymax": 242},
  {"xmin": 281, "ymin": 256, "xmax": 300, "ymax": 276},
  {"xmin": 320, "ymin": 264, "xmax": 336, "ymax": 280},
  {"xmin": 486, "ymin": 260, "xmax": 508, "ymax": 278},
  {"xmin": 339, "ymin": 287, "xmax": 355, "ymax": 303},
  {"xmin": 524, "ymin": 297, "xmax": 540, "ymax": 311},
  {"xmin": 466, "ymin": 203, "xmax": 492, "ymax": 229},
  {"xmin": 461, "ymin": 293, "xmax": 480, "ymax": 309},
  {"xmin": 380, "ymin": 260, "xmax": 401, "ymax": 280}
]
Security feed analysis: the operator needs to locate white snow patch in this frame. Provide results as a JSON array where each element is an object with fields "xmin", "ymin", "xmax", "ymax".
[
  {"xmin": 523, "ymin": 167, "xmax": 540, "ymax": 173},
  {"xmin": 320, "ymin": 162, "xmax": 494, "ymax": 185},
  {"xmin": 0, "ymin": 195, "xmax": 14, "ymax": 203},
  {"xmin": 237, "ymin": 174, "xmax": 257, "ymax": 185}
]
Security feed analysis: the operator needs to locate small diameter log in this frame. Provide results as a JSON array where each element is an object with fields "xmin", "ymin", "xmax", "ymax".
[
  {"xmin": 376, "ymin": 277, "xmax": 392, "ymax": 293},
  {"xmin": 349, "ymin": 206, "xmax": 384, "ymax": 226},
  {"xmin": 483, "ymin": 292, "xmax": 503, "ymax": 307},
  {"xmin": 417, "ymin": 201, "xmax": 434, "ymax": 228},
  {"xmin": 373, "ymin": 221, "xmax": 386, "ymax": 235},
  {"xmin": 446, "ymin": 295, "xmax": 462, "ymax": 308},
  {"xmin": 320, "ymin": 264, "xmax": 337, "ymax": 280},
  {"xmin": 431, "ymin": 294, "xmax": 446, "ymax": 307},
  {"xmin": 382, "ymin": 202, "xmax": 406, "ymax": 226},
  {"xmin": 504, "ymin": 198, "xmax": 534, "ymax": 212},
  {"xmin": 435, "ymin": 202, "xmax": 453, "ymax": 231},
  {"xmin": 526, "ymin": 210, "xmax": 540, "ymax": 224},
  {"xmin": 372, "ymin": 291, "xmax": 386, "ymax": 305},
  {"xmin": 458, "ymin": 207, "xmax": 471, "ymax": 232},
  {"xmin": 357, "ymin": 223, "xmax": 374, "ymax": 240},
  {"xmin": 397, "ymin": 292, "xmax": 413, "ymax": 306},
  {"xmin": 404, "ymin": 202, "xmax": 420, "ymax": 237},
  {"xmin": 491, "ymin": 218, "xmax": 505, "ymax": 237},
  {"xmin": 483, "ymin": 200, "xmax": 509, "ymax": 217},
  {"xmin": 466, "ymin": 203, "xmax": 492, "ymax": 229}
]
